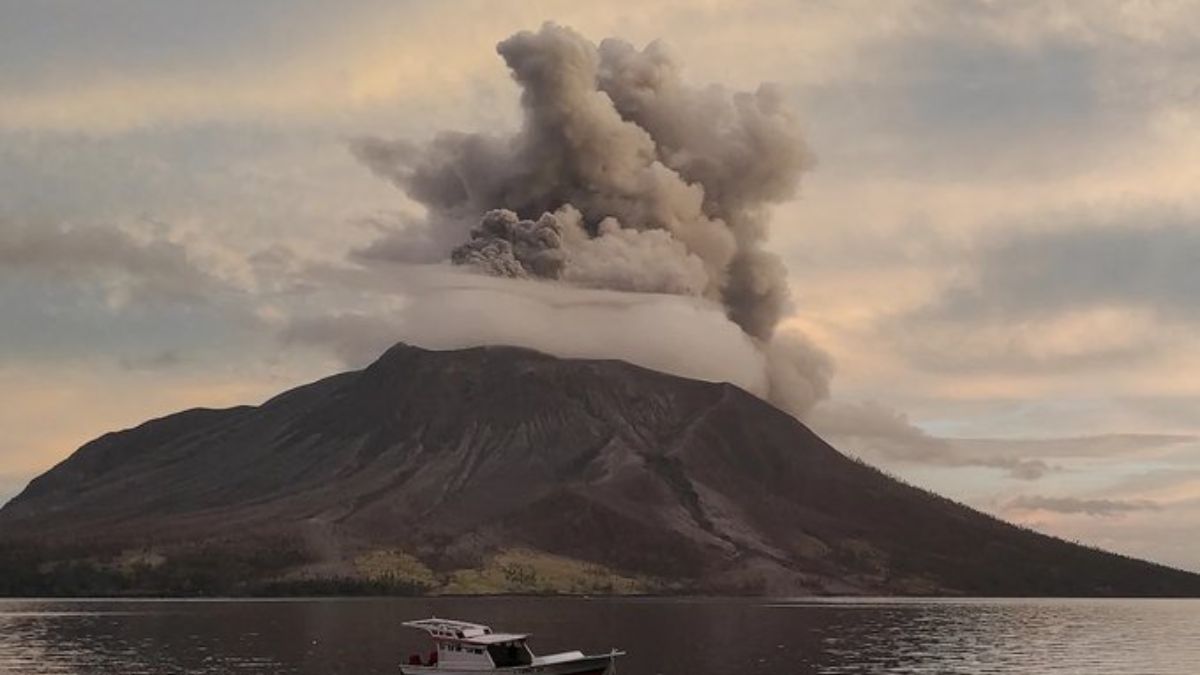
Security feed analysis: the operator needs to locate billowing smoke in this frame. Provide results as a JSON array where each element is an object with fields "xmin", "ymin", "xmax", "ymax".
[
  {"xmin": 449, "ymin": 206, "xmax": 710, "ymax": 295},
  {"xmin": 351, "ymin": 23, "xmax": 831, "ymax": 417}
]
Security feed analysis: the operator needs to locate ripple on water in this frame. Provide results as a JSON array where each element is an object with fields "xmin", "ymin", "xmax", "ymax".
[{"xmin": 0, "ymin": 597, "xmax": 1197, "ymax": 674}]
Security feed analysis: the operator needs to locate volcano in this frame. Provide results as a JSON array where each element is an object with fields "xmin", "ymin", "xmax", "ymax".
[{"xmin": 2, "ymin": 343, "xmax": 1198, "ymax": 596}]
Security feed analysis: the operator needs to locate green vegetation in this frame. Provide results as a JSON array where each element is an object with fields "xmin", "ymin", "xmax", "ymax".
[
  {"xmin": 0, "ymin": 539, "xmax": 306, "ymax": 597},
  {"xmin": 442, "ymin": 548, "xmax": 649, "ymax": 594},
  {"xmin": 0, "ymin": 542, "xmax": 653, "ymax": 597},
  {"xmin": 353, "ymin": 549, "xmax": 439, "ymax": 590},
  {"xmin": 256, "ymin": 576, "xmax": 429, "ymax": 596}
]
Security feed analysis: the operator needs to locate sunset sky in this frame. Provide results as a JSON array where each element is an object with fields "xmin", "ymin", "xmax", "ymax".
[{"xmin": 2, "ymin": 1, "xmax": 1199, "ymax": 571}]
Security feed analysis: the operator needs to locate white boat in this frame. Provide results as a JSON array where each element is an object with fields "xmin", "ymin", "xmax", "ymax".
[{"xmin": 399, "ymin": 618, "xmax": 623, "ymax": 674}]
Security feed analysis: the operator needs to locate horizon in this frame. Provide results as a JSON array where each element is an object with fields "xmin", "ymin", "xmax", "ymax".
[{"xmin": 2, "ymin": 0, "xmax": 1199, "ymax": 575}]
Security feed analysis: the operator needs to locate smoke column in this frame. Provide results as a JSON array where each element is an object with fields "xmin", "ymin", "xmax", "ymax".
[{"xmin": 352, "ymin": 22, "xmax": 831, "ymax": 417}]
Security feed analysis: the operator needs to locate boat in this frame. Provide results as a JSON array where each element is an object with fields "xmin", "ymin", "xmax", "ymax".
[{"xmin": 399, "ymin": 618, "xmax": 623, "ymax": 674}]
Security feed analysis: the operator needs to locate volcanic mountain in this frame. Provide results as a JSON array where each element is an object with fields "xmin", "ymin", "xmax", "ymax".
[{"xmin": 2, "ymin": 343, "xmax": 1198, "ymax": 596}]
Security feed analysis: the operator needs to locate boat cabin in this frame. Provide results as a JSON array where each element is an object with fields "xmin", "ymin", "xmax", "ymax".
[{"xmin": 403, "ymin": 618, "xmax": 535, "ymax": 670}]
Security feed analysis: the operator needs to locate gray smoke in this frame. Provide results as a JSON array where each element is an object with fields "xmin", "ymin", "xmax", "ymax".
[
  {"xmin": 352, "ymin": 22, "xmax": 829, "ymax": 416},
  {"xmin": 450, "ymin": 206, "xmax": 710, "ymax": 295},
  {"xmin": 450, "ymin": 209, "xmax": 567, "ymax": 279}
]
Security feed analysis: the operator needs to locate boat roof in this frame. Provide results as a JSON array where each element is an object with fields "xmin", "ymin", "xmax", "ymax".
[
  {"xmin": 460, "ymin": 632, "xmax": 531, "ymax": 645},
  {"xmin": 402, "ymin": 618, "xmax": 529, "ymax": 644}
]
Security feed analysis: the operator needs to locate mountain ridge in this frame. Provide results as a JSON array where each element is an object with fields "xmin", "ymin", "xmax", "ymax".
[{"xmin": 2, "ymin": 342, "xmax": 1199, "ymax": 597}]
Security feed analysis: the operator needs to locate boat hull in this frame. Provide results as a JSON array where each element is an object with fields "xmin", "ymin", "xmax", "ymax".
[{"xmin": 400, "ymin": 653, "xmax": 616, "ymax": 675}]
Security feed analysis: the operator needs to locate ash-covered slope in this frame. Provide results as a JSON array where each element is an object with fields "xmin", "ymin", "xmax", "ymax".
[{"xmin": 3, "ymin": 343, "xmax": 1198, "ymax": 596}]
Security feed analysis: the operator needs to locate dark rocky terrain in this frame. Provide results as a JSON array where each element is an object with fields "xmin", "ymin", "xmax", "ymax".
[{"xmin": 3, "ymin": 343, "xmax": 1199, "ymax": 596}]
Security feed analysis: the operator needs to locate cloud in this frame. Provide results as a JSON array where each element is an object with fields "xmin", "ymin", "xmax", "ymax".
[
  {"xmin": 887, "ymin": 213, "xmax": 1200, "ymax": 375},
  {"xmin": 893, "ymin": 307, "xmax": 1167, "ymax": 375},
  {"xmin": 279, "ymin": 264, "xmax": 782, "ymax": 398},
  {"xmin": 807, "ymin": 34, "xmax": 1103, "ymax": 181},
  {"xmin": 952, "ymin": 433, "xmax": 1197, "ymax": 461},
  {"xmin": 5, "ymin": 0, "xmax": 865, "ymax": 134},
  {"xmin": 925, "ymin": 217, "xmax": 1200, "ymax": 322},
  {"xmin": 0, "ymin": 472, "xmax": 33, "ymax": 509},
  {"xmin": 280, "ymin": 313, "xmax": 404, "ymax": 369},
  {"xmin": 0, "ymin": 220, "xmax": 223, "ymax": 307},
  {"xmin": 118, "ymin": 350, "xmax": 187, "ymax": 372},
  {"xmin": 809, "ymin": 401, "xmax": 1055, "ymax": 479},
  {"xmin": 0, "ymin": 218, "xmax": 280, "ymax": 371},
  {"xmin": 0, "ymin": 1, "xmax": 502, "ymax": 132},
  {"xmin": 1006, "ymin": 495, "xmax": 1163, "ymax": 517},
  {"xmin": 810, "ymin": 400, "xmax": 1195, "ymax": 480}
]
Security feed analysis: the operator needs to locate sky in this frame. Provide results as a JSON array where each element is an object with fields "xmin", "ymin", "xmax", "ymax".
[{"xmin": 2, "ymin": 0, "xmax": 1199, "ymax": 571}]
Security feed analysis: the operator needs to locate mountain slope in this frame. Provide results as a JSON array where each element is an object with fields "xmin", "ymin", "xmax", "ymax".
[{"xmin": 3, "ymin": 343, "xmax": 1198, "ymax": 596}]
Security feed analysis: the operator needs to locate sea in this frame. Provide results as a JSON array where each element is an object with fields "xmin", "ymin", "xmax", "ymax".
[{"xmin": 1, "ymin": 596, "xmax": 1197, "ymax": 674}]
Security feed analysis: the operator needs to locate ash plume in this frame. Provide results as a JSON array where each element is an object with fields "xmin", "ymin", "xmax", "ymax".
[{"xmin": 352, "ymin": 22, "xmax": 829, "ymax": 417}]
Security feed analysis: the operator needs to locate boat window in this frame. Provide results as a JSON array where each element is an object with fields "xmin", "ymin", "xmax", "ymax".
[{"xmin": 487, "ymin": 642, "xmax": 533, "ymax": 667}]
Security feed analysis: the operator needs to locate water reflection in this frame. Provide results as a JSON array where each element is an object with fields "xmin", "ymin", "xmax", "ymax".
[{"xmin": 1, "ymin": 597, "xmax": 1197, "ymax": 674}]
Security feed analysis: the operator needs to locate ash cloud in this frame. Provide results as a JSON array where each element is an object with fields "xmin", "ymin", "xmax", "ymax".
[
  {"xmin": 351, "ymin": 23, "xmax": 828, "ymax": 416},
  {"xmin": 450, "ymin": 206, "xmax": 709, "ymax": 295}
]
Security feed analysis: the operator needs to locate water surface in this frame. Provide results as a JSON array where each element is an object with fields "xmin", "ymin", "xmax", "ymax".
[{"xmin": 1, "ymin": 597, "xmax": 1196, "ymax": 674}]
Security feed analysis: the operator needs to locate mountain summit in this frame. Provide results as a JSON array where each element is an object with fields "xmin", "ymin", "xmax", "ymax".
[{"xmin": 2, "ymin": 343, "xmax": 1198, "ymax": 596}]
